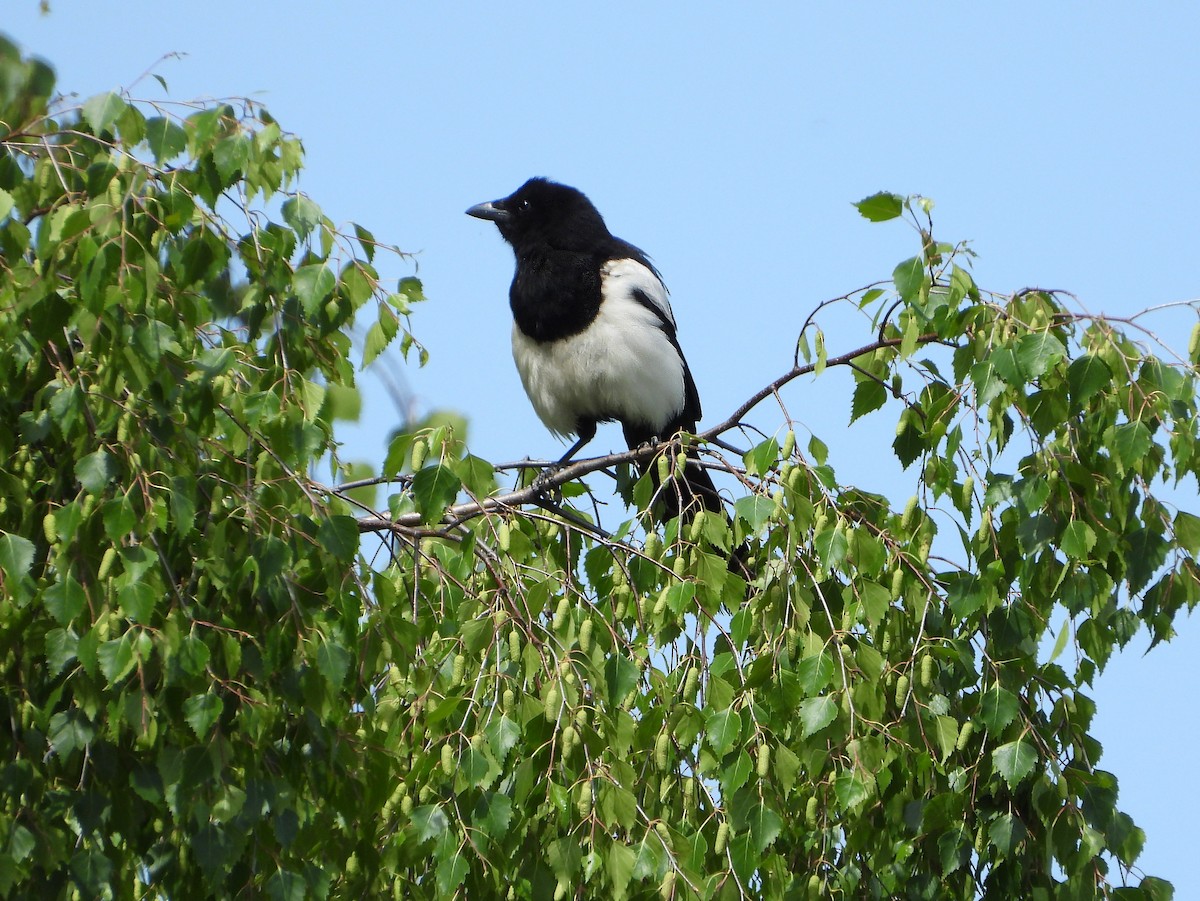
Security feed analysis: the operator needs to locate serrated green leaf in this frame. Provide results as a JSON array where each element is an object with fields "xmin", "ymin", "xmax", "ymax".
[
  {"xmin": 82, "ymin": 91, "xmax": 126, "ymax": 133},
  {"xmin": 144, "ymin": 116, "xmax": 187, "ymax": 164},
  {"xmin": 833, "ymin": 767, "xmax": 873, "ymax": 808},
  {"xmin": 183, "ymin": 692, "xmax": 222, "ymax": 739},
  {"xmin": 855, "ymin": 192, "xmax": 904, "ymax": 222},
  {"xmin": 98, "ymin": 635, "xmax": 135, "ymax": 685},
  {"xmin": 705, "ymin": 706, "xmax": 741, "ymax": 756},
  {"xmin": 44, "ymin": 575, "xmax": 86, "ymax": 624},
  {"xmin": 992, "ymin": 738, "xmax": 1037, "ymax": 788},
  {"xmin": 851, "ymin": 379, "xmax": 887, "ymax": 423},
  {"xmin": 0, "ymin": 532, "xmax": 35, "ymax": 583},
  {"xmin": 293, "ymin": 263, "xmax": 335, "ymax": 316},
  {"xmin": 893, "ymin": 257, "xmax": 926, "ymax": 304},
  {"xmin": 1109, "ymin": 421, "xmax": 1152, "ymax": 472},
  {"xmin": 317, "ymin": 515, "xmax": 360, "ymax": 562},
  {"xmin": 798, "ymin": 695, "xmax": 837, "ymax": 737},
  {"xmin": 978, "ymin": 684, "xmax": 1019, "ymax": 731},
  {"xmin": 411, "ymin": 464, "xmax": 460, "ymax": 525},
  {"xmin": 75, "ymin": 449, "xmax": 117, "ymax": 492},
  {"xmin": 281, "ymin": 194, "xmax": 323, "ymax": 238},
  {"xmin": 1016, "ymin": 332, "xmax": 1066, "ymax": 379},
  {"xmin": 933, "ymin": 715, "xmax": 958, "ymax": 762},
  {"xmin": 1174, "ymin": 511, "xmax": 1200, "ymax": 555},
  {"xmin": 316, "ymin": 637, "xmax": 351, "ymax": 688},
  {"xmin": 1062, "ymin": 521, "xmax": 1097, "ymax": 559},
  {"xmin": 1067, "ymin": 354, "xmax": 1113, "ymax": 407}
]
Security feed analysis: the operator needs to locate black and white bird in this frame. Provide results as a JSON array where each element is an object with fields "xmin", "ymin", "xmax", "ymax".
[{"xmin": 466, "ymin": 177, "xmax": 723, "ymax": 520}]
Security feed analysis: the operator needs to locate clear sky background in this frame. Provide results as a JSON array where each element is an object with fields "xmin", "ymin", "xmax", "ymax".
[{"xmin": 8, "ymin": 2, "xmax": 1199, "ymax": 892}]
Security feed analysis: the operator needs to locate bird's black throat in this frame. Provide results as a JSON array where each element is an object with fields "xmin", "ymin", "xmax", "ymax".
[{"xmin": 509, "ymin": 250, "xmax": 604, "ymax": 343}]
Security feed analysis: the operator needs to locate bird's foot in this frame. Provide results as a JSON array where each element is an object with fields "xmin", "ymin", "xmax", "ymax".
[{"xmin": 530, "ymin": 462, "xmax": 564, "ymax": 496}]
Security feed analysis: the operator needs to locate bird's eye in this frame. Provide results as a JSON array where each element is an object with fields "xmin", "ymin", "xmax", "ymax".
[{"xmin": 516, "ymin": 199, "xmax": 531, "ymax": 213}]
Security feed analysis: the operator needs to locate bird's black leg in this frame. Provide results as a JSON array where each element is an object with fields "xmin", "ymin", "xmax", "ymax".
[{"xmin": 532, "ymin": 420, "xmax": 597, "ymax": 493}]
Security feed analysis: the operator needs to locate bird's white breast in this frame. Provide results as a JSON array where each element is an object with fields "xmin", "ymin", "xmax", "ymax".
[{"xmin": 511, "ymin": 263, "xmax": 687, "ymax": 439}]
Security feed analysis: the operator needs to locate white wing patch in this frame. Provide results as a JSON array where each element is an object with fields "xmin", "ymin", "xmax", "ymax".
[
  {"xmin": 601, "ymin": 258, "xmax": 675, "ymax": 327},
  {"xmin": 511, "ymin": 268, "xmax": 687, "ymax": 439}
]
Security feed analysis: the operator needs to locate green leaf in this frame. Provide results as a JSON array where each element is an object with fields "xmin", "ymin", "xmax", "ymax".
[
  {"xmin": 44, "ymin": 575, "xmax": 87, "ymax": 623},
  {"xmin": 705, "ymin": 707, "xmax": 741, "ymax": 756},
  {"xmin": 212, "ymin": 133, "xmax": 250, "ymax": 183},
  {"xmin": 1015, "ymin": 332, "xmax": 1066, "ymax": 379},
  {"xmin": 353, "ymin": 222, "xmax": 377, "ymax": 261},
  {"xmin": 748, "ymin": 803, "xmax": 783, "ymax": 852},
  {"xmin": 1067, "ymin": 354, "xmax": 1113, "ymax": 407},
  {"xmin": 0, "ymin": 532, "xmax": 35, "ymax": 583},
  {"xmin": 742, "ymin": 437, "xmax": 779, "ymax": 477},
  {"xmin": 118, "ymin": 582, "xmax": 156, "ymax": 623},
  {"xmin": 798, "ymin": 695, "xmax": 837, "ymax": 737},
  {"xmin": 82, "ymin": 91, "xmax": 126, "ymax": 133},
  {"xmin": 0, "ymin": 187, "xmax": 14, "ymax": 220},
  {"xmin": 281, "ymin": 194, "xmax": 323, "ymax": 238},
  {"xmin": 988, "ymin": 812, "xmax": 1027, "ymax": 854},
  {"xmin": 893, "ymin": 257, "xmax": 926, "ymax": 303},
  {"xmin": 933, "ymin": 715, "xmax": 958, "ymax": 763},
  {"xmin": 75, "ymin": 449, "xmax": 117, "ymax": 492},
  {"xmin": 733, "ymin": 495, "xmax": 775, "ymax": 534},
  {"xmin": 183, "ymin": 692, "xmax": 223, "ymax": 740},
  {"xmin": 833, "ymin": 767, "xmax": 873, "ymax": 808},
  {"xmin": 855, "ymin": 192, "xmax": 904, "ymax": 222},
  {"xmin": 978, "ymin": 684, "xmax": 1019, "ymax": 731},
  {"xmin": 1062, "ymin": 521, "xmax": 1097, "ymax": 559},
  {"xmin": 850, "ymin": 379, "xmax": 887, "ymax": 423},
  {"xmin": 48, "ymin": 710, "xmax": 94, "ymax": 757},
  {"xmin": 796, "ymin": 651, "xmax": 833, "ymax": 694},
  {"xmin": 98, "ymin": 635, "xmax": 135, "ymax": 685},
  {"xmin": 1174, "ymin": 511, "xmax": 1200, "ymax": 555},
  {"xmin": 1109, "ymin": 421, "xmax": 1152, "ymax": 472},
  {"xmin": 317, "ymin": 515, "xmax": 360, "ymax": 562},
  {"xmin": 411, "ymin": 464, "xmax": 461, "ymax": 524},
  {"xmin": 992, "ymin": 738, "xmax": 1037, "ymax": 788},
  {"xmin": 293, "ymin": 263, "xmax": 336, "ymax": 316},
  {"xmin": 316, "ymin": 637, "xmax": 351, "ymax": 688},
  {"xmin": 145, "ymin": 117, "xmax": 187, "ymax": 164},
  {"xmin": 266, "ymin": 869, "xmax": 306, "ymax": 901}
]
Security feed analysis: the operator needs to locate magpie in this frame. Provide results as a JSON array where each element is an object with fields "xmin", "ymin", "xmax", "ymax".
[{"xmin": 466, "ymin": 177, "xmax": 724, "ymax": 522}]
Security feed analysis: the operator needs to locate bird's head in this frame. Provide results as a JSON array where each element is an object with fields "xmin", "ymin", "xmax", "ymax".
[{"xmin": 467, "ymin": 178, "xmax": 611, "ymax": 254}]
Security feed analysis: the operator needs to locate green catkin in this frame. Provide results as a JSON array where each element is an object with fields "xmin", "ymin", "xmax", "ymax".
[
  {"xmin": 410, "ymin": 437, "xmax": 428, "ymax": 471},
  {"xmin": 781, "ymin": 429, "xmax": 796, "ymax": 459},
  {"xmin": 655, "ymin": 732, "xmax": 670, "ymax": 771},
  {"xmin": 920, "ymin": 653, "xmax": 934, "ymax": 689},
  {"xmin": 42, "ymin": 512, "xmax": 57, "ymax": 544},
  {"xmin": 682, "ymin": 666, "xmax": 699, "ymax": 699},
  {"xmin": 552, "ymin": 597, "xmax": 569, "ymax": 631},
  {"xmin": 805, "ymin": 795, "xmax": 818, "ymax": 825},
  {"xmin": 895, "ymin": 674, "xmax": 910, "ymax": 707},
  {"xmin": 450, "ymin": 654, "xmax": 465, "ymax": 686},
  {"xmin": 98, "ymin": 546, "xmax": 117, "ymax": 580},
  {"xmin": 956, "ymin": 721, "xmax": 974, "ymax": 752},
  {"xmin": 756, "ymin": 743, "xmax": 770, "ymax": 778},
  {"xmin": 441, "ymin": 743, "xmax": 454, "ymax": 775},
  {"xmin": 714, "ymin": 822, "xmax": 729, "ymax": 855},
  {"xmin": 578, "ymin": 618, "xmax": 593, "ymax": 654}
]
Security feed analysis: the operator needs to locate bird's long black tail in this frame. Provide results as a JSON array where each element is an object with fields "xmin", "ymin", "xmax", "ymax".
[
  {"xmin": 640, "ymin": 451, "xmax": 725, "ymax": 524},
  {"xmin": 632, "ymin": 436, "xmax": 753, "ymax": 579}
]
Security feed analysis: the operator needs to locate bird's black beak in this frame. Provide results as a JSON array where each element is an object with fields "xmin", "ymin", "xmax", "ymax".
[{"xmin": 466, "ymin": 200, "xmax": 509, "ymax": 223}]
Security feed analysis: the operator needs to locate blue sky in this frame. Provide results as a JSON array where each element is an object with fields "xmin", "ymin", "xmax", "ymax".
[{"xmin": 8, "ymin": 2, "xmax": 1199, "ymax": 892}]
